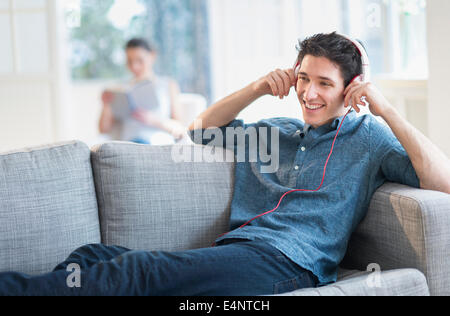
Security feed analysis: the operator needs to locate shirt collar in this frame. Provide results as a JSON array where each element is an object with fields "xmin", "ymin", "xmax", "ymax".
[
  {"xmin": 303, "ymin": 123, "xmax": 312, "ymax": 134},
  {"xmin": 331, "ymin": 109, "xmax": 355, "ymax": 130},
  {"xmin": 304, "ymin": 109, "xmax": 355, "ymax": 135}
]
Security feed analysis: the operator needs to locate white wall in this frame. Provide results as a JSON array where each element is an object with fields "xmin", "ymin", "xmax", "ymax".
[
  {"xmin": 208, "ymin": 0, "xmax": 303, "ymax": 123},
  {"xmin": 427, "ymin": 0, "xmax": 450, "ymax": 157},
  {"xmin": 66, "ymin": 81, "xmax": 109, "ymax": 147},
  {"xmin": 375, "ymin": 78, "xmax": 428, "ymax": 136},
  {"xmin": 0, "ymin": 0, "xmax": 69, "ymax": 152}
]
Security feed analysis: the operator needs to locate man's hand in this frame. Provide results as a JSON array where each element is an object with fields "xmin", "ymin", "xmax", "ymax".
[
  {"xmin": 254, "ymin": 69, "xmax": 297, "ymax": 100},
  {"xmin": 344, "ymin": 77, "xmax": 450, "ymax": 194},
  {"xmin": 343, "ymin": 76, "xmax": 392, "ymax": 117}
]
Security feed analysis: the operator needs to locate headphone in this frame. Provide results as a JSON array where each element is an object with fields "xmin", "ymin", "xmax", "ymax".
[
  {"xmin": 212, "ymin": 34, "xmax": 371, "ymax": 246},
  {"xmin": 294, "ymin": 33, "xmax": 371, "ymax": 84}
]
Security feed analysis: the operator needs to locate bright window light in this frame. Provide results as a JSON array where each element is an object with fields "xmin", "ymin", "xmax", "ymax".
[{"xmin": 107, "ymin": 0, "xmax": 146, "ymax": 29}]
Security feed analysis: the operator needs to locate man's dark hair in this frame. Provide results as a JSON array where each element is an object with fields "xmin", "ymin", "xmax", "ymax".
[
  {"xmin": 296, "ymin": 32, "xmax": 365, "ymax": 87},
  {"xmin": 125, "ymin": 38, "xmax": 154, "ymax": 52}
]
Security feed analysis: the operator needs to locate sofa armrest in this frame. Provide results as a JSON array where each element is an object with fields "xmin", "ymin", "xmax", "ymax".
[
  {"xmin": 277, "ymin": 269, "xmax": 429, "ymax": 296},
  {"xmin": 341, "ymin": 182, "xmax": 450, "ymax": 296}
]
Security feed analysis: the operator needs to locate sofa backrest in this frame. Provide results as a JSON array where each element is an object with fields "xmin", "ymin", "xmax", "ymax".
[
  {"xmin": 0, "ymin": 141, "xmax": 101, "ymax": 275},
  {"xmin": 91, "ymin": 142, "xmax": 234, "ymax": 251}
]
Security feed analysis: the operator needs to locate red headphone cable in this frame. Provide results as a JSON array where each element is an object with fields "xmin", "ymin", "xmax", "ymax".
[{"xmin": 212, "ymin": 107, "xmax": 354, "ymax": 246}]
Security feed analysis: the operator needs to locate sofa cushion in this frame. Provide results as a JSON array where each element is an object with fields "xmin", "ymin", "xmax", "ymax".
[
  {"xmin": 277, "ymin": 268, "xmax": 429, "ymax": 296},
  {"xmin": 91, "ymin": 142, "xmax": 234, "ymax": 251},
  {"xmin": 0, "ymin": 141, "xmax": 101, "ymax": 275}
]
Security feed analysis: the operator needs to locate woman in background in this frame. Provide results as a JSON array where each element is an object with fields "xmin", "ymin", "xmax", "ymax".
[{"xmin": 99, "ymin": 38, "xmax": 186, "ymax": 144}]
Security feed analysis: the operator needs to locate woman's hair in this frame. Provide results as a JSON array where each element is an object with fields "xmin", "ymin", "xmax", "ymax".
[
  {"xmin": 296, "ymin": 32, "xmax": 364, "ymax": 87},
  {"xmin": 125, "ymin": 38, "xmax": 154, "ymax": 52}
]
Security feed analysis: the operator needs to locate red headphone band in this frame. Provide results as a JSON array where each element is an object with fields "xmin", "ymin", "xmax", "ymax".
[{"xmin": 294, "ymin": 34, "xmax": 370, "ymax": 83}]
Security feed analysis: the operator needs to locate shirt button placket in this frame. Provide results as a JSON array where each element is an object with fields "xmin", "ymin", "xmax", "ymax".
[{"xmin": 294, "ymin": 146, "xmax": 306, "ymax": 173}]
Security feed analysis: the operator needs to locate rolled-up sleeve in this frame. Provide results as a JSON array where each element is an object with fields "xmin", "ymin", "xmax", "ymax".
[{"xmin": 370, "ymin": 117, "xmax": 421, "ymax": 189}]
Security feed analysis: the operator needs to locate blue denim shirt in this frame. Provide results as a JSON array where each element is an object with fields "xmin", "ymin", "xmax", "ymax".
[{"xmin": 189, "ymin": 109, "xmax": 420, "ymax": 285}]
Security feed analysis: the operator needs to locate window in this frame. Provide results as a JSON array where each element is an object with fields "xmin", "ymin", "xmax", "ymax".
[
  {"xmin": 0, "ymin": 0, "xmax": 50, "ymax": 74},
  {"xmin": 208, "ymin": 0, "xmax": 428, "ymax": 124},
  {"xmin": 67, "ymin": 0, "xmax": 427, "ymax": 116},
  {"xmin": 67, "ymin": 0, "xmax": 212, "ymax": 102},
  {"xmin": 386, "ymin": 0, "xmax": 427, "ymax": 78}
]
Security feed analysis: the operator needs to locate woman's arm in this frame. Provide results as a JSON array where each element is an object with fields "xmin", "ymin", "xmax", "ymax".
[
  {"xmin": 99, "ymin": 91, "xmax": 115, "ymax": 134},
  {"xmin": 132, "ymin": 80, "xmax": 186, "ymax": 140},
  {"xmin": 169, "ymin": 80, "xmax": 183, "ymax": 122}
]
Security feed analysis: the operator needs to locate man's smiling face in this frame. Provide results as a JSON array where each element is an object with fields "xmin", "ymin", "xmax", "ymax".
[{"xmin": 296, "ymin": 55, "xmax": 348, "ymax": 129}]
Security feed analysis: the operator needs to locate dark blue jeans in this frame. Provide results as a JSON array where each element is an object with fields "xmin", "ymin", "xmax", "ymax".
[{"xmin": 0, "ymin": 239, "xmax": 317, "ymax": 296}]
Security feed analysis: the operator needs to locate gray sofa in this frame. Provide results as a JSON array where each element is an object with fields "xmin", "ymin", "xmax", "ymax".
[{"xmin": 1, "ymin": 140, "xmax": 449, "ymax": 296}]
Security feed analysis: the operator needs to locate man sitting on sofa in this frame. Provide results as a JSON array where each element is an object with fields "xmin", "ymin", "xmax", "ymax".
[{"xmin": 0, "ymin": 32, "xmax": 449, "ymax": 296}]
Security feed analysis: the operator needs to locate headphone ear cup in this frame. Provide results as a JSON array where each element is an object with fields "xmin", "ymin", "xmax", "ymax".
[
  {"xmin": 339, "ymin": 33, "xmax": 371, "ymax": 83},
  {"xmin": 293, "ymin": 59, "xmax": 300, "ymax": 77},
  {"xmin": 294, "ymin": 66, "xmax": 301, "ymax": 86}
]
